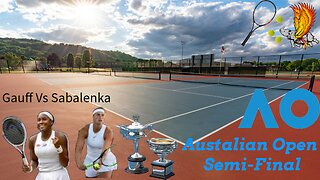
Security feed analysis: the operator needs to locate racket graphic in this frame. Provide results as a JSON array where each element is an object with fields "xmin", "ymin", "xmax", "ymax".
[
  {"xmin": 85, "ymin": 144, "xmax": 117, "ymax": 169},
  {"xmin": 241, "ymin": 0, "xmax": 277, "ymax": 46},
  {"xmin": 2, "ymin": 116, "xmax": 29, "ymax": 166}
]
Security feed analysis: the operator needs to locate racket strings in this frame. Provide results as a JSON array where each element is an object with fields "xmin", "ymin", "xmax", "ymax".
[
  {"xmin": 3, "ymin": 122, "xmax": 25, "ymax": 145},
  {"xmin": 253, "ymin": 1, "xmax": 276, "ymax": 25}
]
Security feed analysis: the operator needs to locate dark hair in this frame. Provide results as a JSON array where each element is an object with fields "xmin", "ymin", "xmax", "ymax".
[{"xmin": 38, "ymin": 111, "xmax": 55, "ymax": 124}]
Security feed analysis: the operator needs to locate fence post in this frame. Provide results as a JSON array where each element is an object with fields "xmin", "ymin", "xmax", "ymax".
[
  {"xmin": 256, "ymin": 56, "xmax": 260, "ymax": 75},
  {"xmin": 297, "ymin": 54, "xmax": 304, "ymax": 79},
  {"xmin": 209, "ymin": 54, "xmax": 213, "ymax": 73},
  {"xmin": 191, "ymin": 55, "xmax": 195, "ymax": 73},
  {"xmin": 200, "ymin": 55, "xmax": 203, "ymax": 73},
  {"xmin": 239, "ymin": 57, "xmax": 243, "ymax": 74},
  {"xmin": 223, "ymin": 57, "xmax": 227, "ymax": 75},
  {"xmin": 276, "ymin": 55, "xmax": 282, "ymax": 78}
]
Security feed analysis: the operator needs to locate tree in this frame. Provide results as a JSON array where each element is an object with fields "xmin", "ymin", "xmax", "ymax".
[
  {"xmin": 311, "ymin": 61, "xmax": 320, "ymax": 72},
  {"xmin": 301, "ymin": 58, "xmax": 318, "ymax": 71},
  {"xmin": 47, "ymin": 53, "xmax": 61, "ymax": 67},
  {"xmin": 286, "ymin": 62, "xmax": 295, "ymax": 71},
  {"xmin": 75, "ymin": 56, "xmax": 82, "ymax": 69},
  {"xmin": 66, "ymin": 53, "xmax": 74, "ymax": 68},
  {"xmin": 82, "ymin": 49, "xmax": 92, "ymax": 68},
  {"xmin": 280, "ymin": 61, "xmax": 291, "ymax": 70},
  {"xmin": 4, "ymin": 52, "xmax": 21, "ymax": 69}
]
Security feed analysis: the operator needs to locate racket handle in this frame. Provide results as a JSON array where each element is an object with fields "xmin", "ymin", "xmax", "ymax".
[
  {"xmin": 241, "ymin": 31, "xmax": 253, "ymax": 46},
  {"xmin": 85, "ymin": 163, "xmax": 94, "ymax": 168},
  {"xmin": 22, "ymin": 157, "xmax": 29, "ymax": 166}
]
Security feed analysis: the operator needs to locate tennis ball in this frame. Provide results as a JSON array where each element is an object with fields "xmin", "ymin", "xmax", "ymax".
[
  {"xmin": 93, "ymin": 163, "xmax": 100, "ymax": 169},
  {"xmin": 268, "ymin": 30, "xmax": 275, "ymax": 36},
  {"xmin": 275, "ymin": 36, "xmax": 282, "ymax": 43},
  {"xmin": 276, "ymin": 16, "xmax": 283, "ymax": 23}
]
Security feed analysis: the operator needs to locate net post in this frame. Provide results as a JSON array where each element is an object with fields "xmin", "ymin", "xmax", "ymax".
[
  {"xmin": 308, "ymin": 75, "xmax": 315, "ymax": 92},
  {"xmin": 169, "ymin": 72, "xmax": 172, "ymax": 80}
]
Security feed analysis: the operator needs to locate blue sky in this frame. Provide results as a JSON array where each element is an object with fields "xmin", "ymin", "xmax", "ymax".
[{"xmin": 0, "ymin": 0, "xmax": 319, "ymax": 60}]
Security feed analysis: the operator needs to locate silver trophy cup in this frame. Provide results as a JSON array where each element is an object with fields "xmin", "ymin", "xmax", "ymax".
[
  {"xmin": 147, "ymin": 138, "xmax": 178, "ymax": 179},
  {"xmin": 119, "ymin": 115, "xmax": 152, "ymax": 174}
]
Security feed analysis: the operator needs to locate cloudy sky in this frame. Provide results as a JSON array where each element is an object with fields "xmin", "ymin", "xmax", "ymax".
[{"xmin": 0, "ymin": 0, "xmax": 319, "ymax": 60}]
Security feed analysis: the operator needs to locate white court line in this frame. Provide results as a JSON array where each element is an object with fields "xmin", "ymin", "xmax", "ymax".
[
  {"xmin": 174, "ymin": 84, "xmax": 215, "ymax": 91},
  {"xmin": 35, "ymin": 74, "xmax": 307, "ymax": 145},
  {"xmin": 33, "ymin": 75, "xmax": 186, "ymax": 145},
  {"xmin": 140, "ymin": 85, "xmax": 232, "ymax": 100},
  {"xmin": 30, "ymin": 74, "xmax": 54, "ymax": 86},
  {"xmin": 149, "ymin": 81, "xmax": 295, "ymax": 127},
  {"xmin": 60, "ymin": 89, "xmax": 187, "ymax": 145},
  {"xmin": 175, "ymin": 90, "xmax": 232, "ymax": 99},
  {"xmin": 193, "ymin": 81, "xmax": 308, "ymax": 144},
  {"xmin": 172, "ymin": 79, "xmax": 244, "ymax": 91}
]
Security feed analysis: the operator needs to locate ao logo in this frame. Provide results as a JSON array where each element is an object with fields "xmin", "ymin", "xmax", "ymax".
[{"xmin": 240, "ymin": 89, "xmax": 319, "ymax": 129}]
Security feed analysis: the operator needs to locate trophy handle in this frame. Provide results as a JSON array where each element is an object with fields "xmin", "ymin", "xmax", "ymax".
[{"xmin": 143, "ymin": 124, "xmax": 153, "ymax": 137}]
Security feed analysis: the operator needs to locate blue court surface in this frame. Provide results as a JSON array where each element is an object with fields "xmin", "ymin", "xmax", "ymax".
[{"xmin": 32, "ymin": 73, "xmax": 307, "ymax": 144}]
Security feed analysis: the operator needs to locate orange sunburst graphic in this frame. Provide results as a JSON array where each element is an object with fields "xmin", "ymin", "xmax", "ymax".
[{"xmin": 290, "ymin": 2, "xmax": 316, "ymax": 39}]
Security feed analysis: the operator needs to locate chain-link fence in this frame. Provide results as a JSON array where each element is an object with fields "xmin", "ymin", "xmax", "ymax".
[{"xmin": 1, "ymin": 53, "xmax": 319, "ymax": 79}]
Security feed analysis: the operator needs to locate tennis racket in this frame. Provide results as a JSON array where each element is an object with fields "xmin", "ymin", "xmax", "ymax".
[
  {"xmin": 241, "ymin": 0, "xmax": 277, "ymax": 46},
  {"xmin": 85, "ymin": 144, "xmax": 117, "ymax": 169},
  {"xmin": 2, "ymin": 116, "xmax": 29, "ymax": 166}
]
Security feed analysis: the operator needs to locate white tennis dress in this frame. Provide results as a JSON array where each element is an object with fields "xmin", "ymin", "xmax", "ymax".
[
  {"xmin": 34, "ymin": 130, "xmax": 70, "ymax": 180},
  {"xmin": 84, "ymin": 123, "xmax": 117, "ymax": 177}
]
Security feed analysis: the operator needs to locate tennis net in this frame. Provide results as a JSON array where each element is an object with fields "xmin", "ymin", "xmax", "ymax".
[
  {"xmin": 169, "ymin": 71, "xmax": 311, "ymax": 91},
  {"xmin": 114, "ymin": 71, "xmax": 161, "ymax": 80},
  {"xmin": 90, "ymin": 68, "xmax": 112, "ymax": 76}
]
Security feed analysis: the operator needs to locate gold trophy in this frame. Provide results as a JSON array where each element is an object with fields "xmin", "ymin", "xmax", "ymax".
[{"xmin": 147, "ymin": 138, "xmax": 177, "ymax": 179}]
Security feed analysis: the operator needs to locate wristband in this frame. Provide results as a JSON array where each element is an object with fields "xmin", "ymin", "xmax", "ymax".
[
  {"xmin": 56, "ymin": 145, "xmax": 63, "ymax": 154},
  {"xmin": 27, "ymin": 165, "xmax": 33, "ymax": 173}
]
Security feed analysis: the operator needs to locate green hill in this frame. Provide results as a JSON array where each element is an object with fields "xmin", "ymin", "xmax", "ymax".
[{"xmin": 0, "ymin": 38, "xmax": 140, "ymax": 62}]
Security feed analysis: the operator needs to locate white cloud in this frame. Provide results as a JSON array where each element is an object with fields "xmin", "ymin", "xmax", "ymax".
[
  {"xmin": 122, "ymin": 0, "xmax": 320, "ymax": 59},
  {"xmin": 15, "ymin": 0, "xmax": 119, "ymax": 24},
  {"xmin": 15, "ymin": 0, "xmax": 116, "ymax": 7},
  {"xmin": 2, "ymin": 0, "xmax": 319, "ymax": 59},
  {"xmin": 125, "ymin": 1, "xmax": 259, "ymax": 58},
  {"xmin": 126, "ymin": 0, "xmax": 172, "ymax": 17},
  {"xmin": 25, "ymin": 25, "xmax": 116, "ymax": 44},
  {"xmin": 0, "ymin": 0, "xmax": 13, "ymax": 13},
  {"xmin": 288, "ymin": 0, "xmax": 320, "ymax": 9}
]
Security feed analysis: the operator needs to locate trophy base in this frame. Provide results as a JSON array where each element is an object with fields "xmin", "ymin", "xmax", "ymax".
[
  {"xmin": 125, "ymin": 155, "xmax": 148, "ymax": 174},
  {"xmin": 150, "ymin": 160, "xmax": 174, "ymax": 179}
]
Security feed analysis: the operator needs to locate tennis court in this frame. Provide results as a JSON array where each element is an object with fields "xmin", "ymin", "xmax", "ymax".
[
  {"xmin": 33, "ymin": 72, "xmax": 308, "ymax": 144},
  {"xmin": 0, "ymin": 72, "xmax": 318, "ymax": 180}
]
